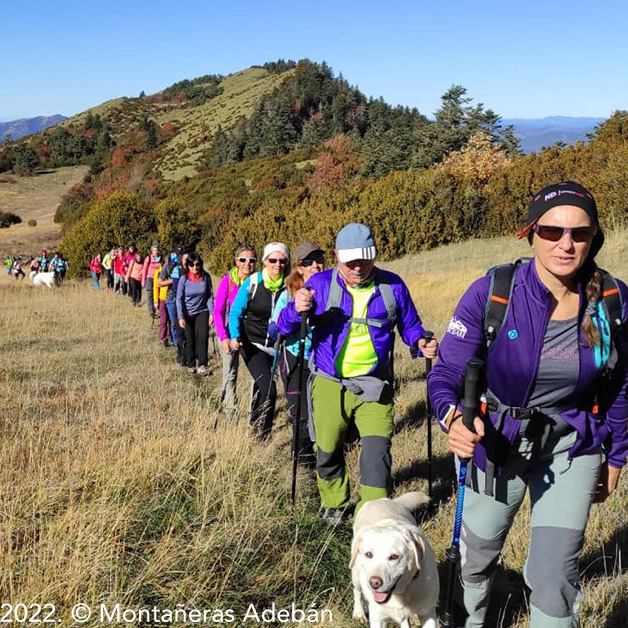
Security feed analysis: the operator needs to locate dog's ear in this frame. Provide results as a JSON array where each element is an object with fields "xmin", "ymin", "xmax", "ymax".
[
  {"xmin": 349, "ymin": 533, "xmax": 362, "ymax": 569},
  {"xmin": 406, "ymin": 530, "xmax": 425, "ymax": 570}
]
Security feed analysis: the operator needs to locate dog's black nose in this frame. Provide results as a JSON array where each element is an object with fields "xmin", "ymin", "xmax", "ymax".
[{"xmin": 369, "ymin": 576, "xmax": 382, "ymax": 590}]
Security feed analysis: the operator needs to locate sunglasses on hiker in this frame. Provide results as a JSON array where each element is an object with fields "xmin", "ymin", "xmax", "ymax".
[
  {"xmin": 533, "ymin": 223, "xmax": 596, "ymax": 243},
  {"xmin": 188, "ymin": 261, "xmax": 202, "ymax": 267},
  {"xmin": 237, "ymin": 257, "xmax": 257, "ymax": 264},
  {"xmin": 267, "ymin": 258, "xmax": 288, "ymax": 265},
  {"xmin": 299, "ymin": 257, "xmax": 324, "ymax": 267}
]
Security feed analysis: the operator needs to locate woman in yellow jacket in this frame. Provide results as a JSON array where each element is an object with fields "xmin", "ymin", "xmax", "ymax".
[{"xmin": 153, "ymin": 264, "xmax": 171, "ymax": 346}]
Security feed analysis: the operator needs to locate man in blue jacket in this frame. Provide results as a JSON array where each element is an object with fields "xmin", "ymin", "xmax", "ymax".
[{"xmin": 278, "ymin": 223, "xmax": 437, "ymax": 522}]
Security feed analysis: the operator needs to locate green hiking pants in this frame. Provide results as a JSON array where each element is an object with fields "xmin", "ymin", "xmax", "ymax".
[
  {"xmin": 311, "ymin": 376, "xmax": 395, "ymax": 513},
  {"xmin": 458, "ymin": 430, "xmax": 602, "ymax": 628}
]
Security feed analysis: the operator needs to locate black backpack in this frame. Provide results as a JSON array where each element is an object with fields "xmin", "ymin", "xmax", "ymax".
[{"xmin": 484, "ymin": 258, "xmax": 623, "ymax": 352}]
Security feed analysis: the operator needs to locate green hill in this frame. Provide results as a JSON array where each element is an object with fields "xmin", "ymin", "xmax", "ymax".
[{"xmin": 60, "ymin": 67, "xmax": 297, "ymax": 181}]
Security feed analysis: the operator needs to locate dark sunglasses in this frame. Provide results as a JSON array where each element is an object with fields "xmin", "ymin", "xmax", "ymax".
[
  {"xmin": 188, "ymin": 261, "xmax": 202, "ymax": 267},
  {"xmin": 267, "ymin": 258, "xmax": 288, "ymax": 265},
  {"xmin": 237, "ymin": 257, "xmax": 257, "ymax": 263},
  {"xmin": 533, "ymin": 223, "xmax": 596, "ymax": 243},
  {"xmin": 299, "ymin": 257, "xmax": 324, "ymax": 267}
]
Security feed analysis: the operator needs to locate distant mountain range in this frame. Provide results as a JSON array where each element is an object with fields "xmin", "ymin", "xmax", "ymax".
[
  {"xmin": 0, "ymin": 115, "xmax": 67, "ymax": 142},
  {"xmin": 502, "ymin": 116, "xmax": 605, "ymax": 153}
]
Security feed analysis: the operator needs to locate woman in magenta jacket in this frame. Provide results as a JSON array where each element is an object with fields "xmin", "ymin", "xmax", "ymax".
[{"xmin": 213, "ymin": 244, "xmax": 258, "ymax": 419}]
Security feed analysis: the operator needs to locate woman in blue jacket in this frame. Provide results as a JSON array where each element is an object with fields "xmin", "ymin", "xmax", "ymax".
[
  {"xmin": 229, "ymin": 242, "xmax": 289, "ymax": 439},
  {"xmin": 428, "ymin": 182, "xmax": 628, "ymax": 628}
]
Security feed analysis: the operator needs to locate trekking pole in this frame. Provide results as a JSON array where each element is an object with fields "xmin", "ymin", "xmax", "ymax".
[
  {"xmin": 423, "ymin": 330, "xmax": 435, "ymax": 501},
  {"xmin": 269, "ymin": 334, "xmax": 283, "ymax": 393},
  {"xmin": 215, "ymin": 350, "xmax": 238, "ymax": 430},
  {"xmin": 260, "ymin": 333, "xmax": 284, "ymax": 422},
  {"xmin": 442, "ymin": 356, "xmax": 483, "ymax": 628},
  {"xmin": 410, "ymin": 331, "xmax": 435, "ymax": 500},
  {"xmin": 291, "ymin": 311, "xmax": 308, "ymax": 506}
]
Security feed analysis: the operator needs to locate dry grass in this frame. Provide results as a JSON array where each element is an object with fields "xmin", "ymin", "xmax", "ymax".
[
  {"xmin": 1, "ymin": 232, "xmax": 627, "ymax": 626},
  {"xmin": 0, "ymin": 166, "xmax": 88, "ymax": 256}
]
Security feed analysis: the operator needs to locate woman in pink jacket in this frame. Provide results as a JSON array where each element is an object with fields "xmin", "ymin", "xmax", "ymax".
[
  {"xmin": 213, "ymin": 244, "xmax": 258, "ymax": 419},
  {"xmin": 126, "ymin": 251, "xmax": 145, "ymax": 306},
  {"xmin": 142, "ymin": 243, "xmax": 162, "ymax": 318}
]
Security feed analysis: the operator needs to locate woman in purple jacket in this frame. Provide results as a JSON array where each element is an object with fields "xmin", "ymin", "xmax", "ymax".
[
  {"xmin": 428, "ymin": 182, "xmax": 628, "ymax": 628},
  {"xmin": 176, "ymin": 252, "xmax": 214, "ymax": 376},
  {"xmin": 213, "ymin": 244, "xmax": 258, "ymax": 419}
]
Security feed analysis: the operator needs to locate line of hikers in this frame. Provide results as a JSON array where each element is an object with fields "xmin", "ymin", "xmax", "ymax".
[
  {"xmin": 4, "ymin": 250, "xmax": 68, "ymax": 283},
  {"xmin": 89, "ymin": 182, "xmax": 628, "ymax": 628}
]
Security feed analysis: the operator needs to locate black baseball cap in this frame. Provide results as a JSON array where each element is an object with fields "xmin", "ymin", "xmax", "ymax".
[{"xmin": 518, "ymin": 181, "xmax": 604, "ymax": 256}]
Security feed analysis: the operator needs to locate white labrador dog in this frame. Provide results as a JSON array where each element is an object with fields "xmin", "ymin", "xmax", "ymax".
[
  {"xmin": 30, "ymin": 271, "xmax": 55, "ymax": 288},
  {"xmin": 351, "ymin": 492, "xmax": 439, "ymax": 628}
]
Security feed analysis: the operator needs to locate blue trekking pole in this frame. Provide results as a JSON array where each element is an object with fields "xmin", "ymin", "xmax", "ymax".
[
  {"xmin": 268, "ymin": 333, "xmax": 284, "ymax": 397},
  {"xmin": 442, "ymin": 356, "xmax": 483, "ymax": 628}
]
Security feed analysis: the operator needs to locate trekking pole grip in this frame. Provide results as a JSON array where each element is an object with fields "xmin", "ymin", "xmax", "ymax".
[
  {"xmin": 462, "ymin": 357, "xmax": 483, "ymax": 432},
  {"xmin": 423, "ymin": 330, "xmax": 434, "ymax": 372},
  {"xmin": 299, "ymin": 310, "xmax": 308, "ymax": 338}
]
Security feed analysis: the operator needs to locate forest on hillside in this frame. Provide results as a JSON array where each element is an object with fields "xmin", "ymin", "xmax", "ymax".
[{"xmin": 2, "ymin": 59, "xmax": 628, "ymax": 275}]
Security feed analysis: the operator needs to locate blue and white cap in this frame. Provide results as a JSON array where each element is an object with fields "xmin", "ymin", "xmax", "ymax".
[{"xmin": 335, "ymin": 223, "xmax": 376, "ymax": 263}]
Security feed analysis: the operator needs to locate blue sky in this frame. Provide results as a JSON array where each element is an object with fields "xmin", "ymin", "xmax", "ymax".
[{"xmin": 2, "ymin": 0, "xmax": 627, "ymax": 121}]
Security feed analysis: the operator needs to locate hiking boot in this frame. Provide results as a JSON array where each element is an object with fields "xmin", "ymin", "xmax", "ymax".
[
  {"xmin": 187, "ymin": 366, "xmax": 196, "ymax": 375},
  {"xmin": 197, "ymin": 365, "xmax": 211, "ymax": 377},
  {"xmin": 321, "ymin": 507, "xmax": 348, "ymax": 525}
]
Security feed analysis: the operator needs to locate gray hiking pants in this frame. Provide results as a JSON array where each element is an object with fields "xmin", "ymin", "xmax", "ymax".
[
  {"xmin": 145, "ymin": 277, "xmax": 155, "ymax": 315},
  {"xmin": 221, "ymin": 350, "xmax": 239, "ymax": 418},
  {"xmin": 459, "ymin": 430, "xmax": 602, "ymax": 628}
]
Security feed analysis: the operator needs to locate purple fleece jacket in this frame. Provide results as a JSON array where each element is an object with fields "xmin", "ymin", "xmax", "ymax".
[
  {"xmin": 428, "ymin": 259, "xmax": 628, "ymax": 470},
  {"xmin": 277, "ymin": 267, "xmax": 425, "ymax": 380}
]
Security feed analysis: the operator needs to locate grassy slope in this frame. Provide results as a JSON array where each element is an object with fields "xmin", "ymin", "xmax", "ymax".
[
  {"xmin": 154, "ymin": 67, "xmax": 296, "ymax": 181},
  {"xmin": 0, "ymin": 166, "xmax": 88, "ymax": 256},
  {"xmin": 1, "ymin": 233, "xmax": 627, "ymax": 626},
  {"xmin": 60, "ymin": 67, "xmax": 297, "ymax": 183}
]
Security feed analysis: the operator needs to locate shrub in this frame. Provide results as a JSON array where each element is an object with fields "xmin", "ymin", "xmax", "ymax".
[
  {"xmin": 0, "ymin": 211, "xmax": 21, "ymax": 228},
  {"xmin": 54, "ymin": 182, "xmax": 96, "ymax": 225},
  {"xmin": 60, "ymin": 191, "xmax": 157, "ymax": 277}
]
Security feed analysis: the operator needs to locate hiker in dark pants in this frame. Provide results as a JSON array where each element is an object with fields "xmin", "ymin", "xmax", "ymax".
[
  {"xmin": 159, "ymin": 248, "xmax": 183, "ymax": 350},
  {"xmin": 125, "ymin": 251, "xmax": 144, "ymax": 305},
  {"xmin": 271, "ymin": 242, "xmax": 326, "ymax": 468},
  {"xmin": 428, "ymin": 182, "xmax": 628, "ymax": 628},
  {"xmin": 278, "ymin": 224, "xmax": 437, "ymax": 523},
  {"xmin": 229, "ymin": 242, "xmax": 289, "ymax": 440},
  {"xmin": 176, "ymin": 252, "xmax": 214, "ymax": 377}
]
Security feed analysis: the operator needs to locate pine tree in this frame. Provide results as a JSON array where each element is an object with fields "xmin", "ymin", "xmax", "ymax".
[
  {"xmin": 146, "ymin": 122, "xmax": 158, "ymax": 150},
  {"xmin": 499, "ymin": 125, "xmax": 523, "ymax": 157},
  {"xmin": 13, "ymin": 145, "xmax": 38, "ymax": 175}
]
